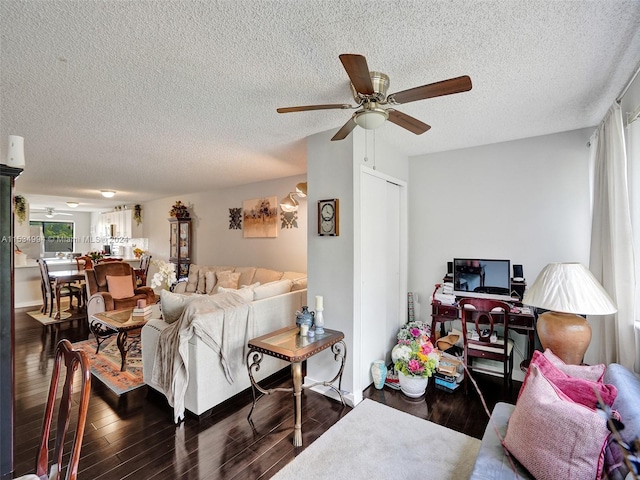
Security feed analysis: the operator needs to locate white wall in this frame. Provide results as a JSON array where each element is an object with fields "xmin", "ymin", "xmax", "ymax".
[
  {"xmin": 141, "ymin": 174, "xmax": 307, "ymax": 274},
  {"xmin": 408, "ymin": 127, "xmax": 593, "ymax": 311},
  {"xmin": 306, "ymin": 128, "xmax": 409, "ymax": 405}
]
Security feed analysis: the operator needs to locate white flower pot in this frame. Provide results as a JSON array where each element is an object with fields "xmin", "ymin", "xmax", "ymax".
[{"xmin": 397, "ymin": 370, "xmax": 429, "ymax": 398}]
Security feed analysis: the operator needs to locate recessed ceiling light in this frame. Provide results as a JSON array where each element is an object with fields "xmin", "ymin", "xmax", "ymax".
[
  {"xmin": 66, "ymin": 201, "xmax": 79, "ymax": 208},
  {"xmin": 101, "ymin": 190, "xmax": 115, "ymax": 198}
]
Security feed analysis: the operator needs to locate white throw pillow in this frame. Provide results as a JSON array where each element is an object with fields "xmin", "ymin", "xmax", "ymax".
[
  {"xmin": 217, "ymin": 285, "xmax": 254, "ymax": 302},
  {"xmin": 160, "ymin": 289, "xmax": 201, "ymax": 324},
  {"xmin": 252, "ymin": 279, "xmax": 292, "ymax": 300}
]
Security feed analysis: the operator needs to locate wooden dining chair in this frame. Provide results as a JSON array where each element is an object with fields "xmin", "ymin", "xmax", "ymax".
[
  {"xmin": 459, "ymin": 297, "xmax": 514, "ymax": 396},
  {"xmin": 37, "ymin": 259, "xmax": 83, "ymax": 316},
  {"xmin": 75, "ymin": 255, "xmax": 93, "ymax": 270},
  {"xmin": 15, "ymin": 339, "xmax": 91, "ymax": 480},
  {"xmin": 134, "ymin": 254, "xmax": 151, "ymax": 286}
]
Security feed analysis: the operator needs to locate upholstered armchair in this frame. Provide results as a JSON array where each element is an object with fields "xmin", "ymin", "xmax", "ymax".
[{"xmin": 85, "ymin": 261, "xmax": 156, "ymax": 318}]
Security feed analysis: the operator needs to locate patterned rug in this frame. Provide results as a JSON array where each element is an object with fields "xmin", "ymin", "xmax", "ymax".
[{"xmin": 72, "ymin": 335, "xmax": 144, "ymax": 396}]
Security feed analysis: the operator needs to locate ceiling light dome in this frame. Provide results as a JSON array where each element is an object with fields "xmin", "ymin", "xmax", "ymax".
[
  {"xmin": 101, "ymin": 190, "xmax": 115, "ymax": 198},
  {"xmin": 354, "ymin": 108, "xmax": 388, "ymax": 130},
  {"xmin": 66, "ymin": 201, "xmax": 79, "ymax": 208}
]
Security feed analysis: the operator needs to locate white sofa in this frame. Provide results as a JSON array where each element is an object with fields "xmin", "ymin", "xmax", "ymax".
[{"xmin": 141, "ymin": 265, "xmax": 307, "ymax": 418}]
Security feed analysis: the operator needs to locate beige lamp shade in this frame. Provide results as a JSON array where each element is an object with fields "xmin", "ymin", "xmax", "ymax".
[
  {"xmin": 522, "ymin": 262, "xmax": 616, "ymax": 315},
  {"xmin": 523, "ymin": 262, "xmax": 617, "ymax": 364}
]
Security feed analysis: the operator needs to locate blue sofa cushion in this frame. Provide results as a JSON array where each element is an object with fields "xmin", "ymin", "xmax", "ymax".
[{"xmin": 602, "ymin": 363, "xmax": 640, "ymax": 480}]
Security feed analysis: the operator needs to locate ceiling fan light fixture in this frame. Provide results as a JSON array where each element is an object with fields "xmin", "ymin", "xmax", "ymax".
[
  {"xmin": 66, "ymin": 201, "xmax": 79, "ymax": 208},
  {"xmin": 101, "ymin": 190, "xmax": 115, "ymax": 198},
  {"xmin": 354, "ymin": 109, "xmax": 388, "ymax": 130}
]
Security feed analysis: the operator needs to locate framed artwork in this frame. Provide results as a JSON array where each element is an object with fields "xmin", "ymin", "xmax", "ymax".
[
  {"xmin": 318, "ymin": 198, "xmax": 339, "ymax": 236},
  {"xmin": 243, "ymin": 196, "xmax": 278, "ymax": 238}
]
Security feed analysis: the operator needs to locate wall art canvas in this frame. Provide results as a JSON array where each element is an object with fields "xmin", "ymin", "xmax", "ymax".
[{"xmin": 243, "ymin": 196, "xmax": 278, "ymax": 238}]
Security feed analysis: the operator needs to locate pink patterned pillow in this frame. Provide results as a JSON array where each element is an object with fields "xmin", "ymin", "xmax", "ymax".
[
  {"xmin": 520, "ymin": 350, "xmax": 617, "ymax": 408},
  {"xmin": 504, "ymin": 362, "xmax": 610, "ymax": 480},
  {"xmin": 543, "ymin": 348, "xmax": 606, "ymax": 382}
]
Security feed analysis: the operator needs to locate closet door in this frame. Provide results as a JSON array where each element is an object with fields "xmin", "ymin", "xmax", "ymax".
[{"xmin": 360, "ymin": 171, "xmax": 402, "ymax": 389}]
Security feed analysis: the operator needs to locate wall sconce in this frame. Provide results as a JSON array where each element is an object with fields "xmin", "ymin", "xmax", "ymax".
[
  {"xmin": 280, "ymin": 182, "xmax": 307, "ymax": 212},
  {"xmin": 101, "ymin": 190, "xmax": 116, "ymax": 198}
]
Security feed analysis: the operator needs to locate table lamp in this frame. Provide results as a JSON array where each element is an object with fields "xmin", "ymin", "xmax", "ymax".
[{"xmin": 522, "ymin": 262, "xmax": 617, "ymax": 365}]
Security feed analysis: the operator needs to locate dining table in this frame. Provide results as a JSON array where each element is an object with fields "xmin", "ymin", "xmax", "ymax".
[{"xmin": 47, "ymin": 269, "xmax": 87, "ymax": 320}]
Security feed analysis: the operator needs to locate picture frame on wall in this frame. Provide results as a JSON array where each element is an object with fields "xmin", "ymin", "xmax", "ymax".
[
  {"xmin": 318, "ymin": 198, "xmax": 339, "ymax": 236},
  {"xmin": 243, "ymin": 196, "xmax": 278, "ymax": 238}
]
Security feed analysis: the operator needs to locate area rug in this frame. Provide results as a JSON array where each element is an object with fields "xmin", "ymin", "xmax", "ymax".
[
  {"xmin": 272, "ymin": 398, "xmax": 481, "ymax": 480},
  {"xmin": 72, "ymin": 336, "xmax": 144, "ymax": 396}
]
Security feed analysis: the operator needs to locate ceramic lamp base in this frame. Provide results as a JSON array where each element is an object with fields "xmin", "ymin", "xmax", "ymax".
[{"xmin": 536, "ymin": 311, "xmax": 592, "ymax": 365}]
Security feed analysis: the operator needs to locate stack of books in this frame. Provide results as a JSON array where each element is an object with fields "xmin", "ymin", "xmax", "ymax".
[
  {"xmin": 434, "ymin": 355, "xmax": 463, "ymax": 393},
  {"xmin": 132, "ymin": 305, "xmax": 153, "ymax": 319}
]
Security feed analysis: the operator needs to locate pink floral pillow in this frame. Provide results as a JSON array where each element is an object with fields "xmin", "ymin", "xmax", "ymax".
[{"xmin": 504, "ymin": 362, "xmax": 611, "ymax": 480}]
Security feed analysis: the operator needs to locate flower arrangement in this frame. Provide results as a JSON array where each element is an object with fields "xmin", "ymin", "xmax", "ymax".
[
  {"xmin": 394, "ymin": 321, "xmax": 439, "ymax": 378},
  {"xmin": 169, "ymin": 200, "xmax": 189, "ymax": 218},
  {"xmin": 87, "ymin": 250, "xmax": 105, "ymax": 261},
  {"xmin": 14, "ymin": 195, "xmax": 26, "ymax": 225},
  {"xmin": 150, "ymin": 259, "xmax": 177, "ymax": 290},
  {"xmin": 396, "ymin": 320, "xmax": 431, "ymax": 344},
  {"xmin": 133, "ymin": 247, "xmax": 144, "ymax": 259}
]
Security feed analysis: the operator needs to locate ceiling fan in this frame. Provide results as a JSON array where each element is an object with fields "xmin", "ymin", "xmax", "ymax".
[
  {"xmin": 31, "ymin": 208, "xmax": 73, "ymax": 218},
  {"xmin": 277, "ymin": 54, "xmax": 472, "ymax": 141}
]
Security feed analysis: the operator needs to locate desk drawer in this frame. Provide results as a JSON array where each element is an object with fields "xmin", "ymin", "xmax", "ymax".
[{"xmin": 432, "ymin": 304, "xmax": 457, "ymax": 318}]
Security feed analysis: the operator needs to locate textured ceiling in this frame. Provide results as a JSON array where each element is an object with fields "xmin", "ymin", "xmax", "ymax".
[{"xmin": 2, "ymin": 0, "xmax": 640, "ymax": 212}]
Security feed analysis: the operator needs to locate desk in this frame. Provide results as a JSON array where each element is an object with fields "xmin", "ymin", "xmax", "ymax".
[
  {"xmin": 48, "ymin": 269, "xmax": 86, "ymax": 320},
  {"xmin": 246, "ymin": 327, "xmax": 346, "ymax": 447},
  {"xmin": 431, "ymin": 300, "xmax": 535, "ymax": 371},
  {"xmin": 90, "ymin": 308, "xmax": 148, "ymax": 371}
]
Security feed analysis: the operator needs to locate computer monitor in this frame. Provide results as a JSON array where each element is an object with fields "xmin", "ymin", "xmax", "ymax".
[{"xmin": 453, "ymin": 258, "xmax": 512, "ymax": 301}]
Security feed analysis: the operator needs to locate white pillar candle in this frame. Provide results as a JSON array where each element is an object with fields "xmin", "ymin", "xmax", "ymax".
[{"xmin": 315, "ymin": 295, "xmax": 323, "ymax": 310}]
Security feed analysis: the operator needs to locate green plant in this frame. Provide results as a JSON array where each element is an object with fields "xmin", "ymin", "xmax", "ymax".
[
  {"xmin": 13, "ymin": 195, "xmax": 26, "ymax": 224},
  {"xmin": 134, "ymin": 204, "xmax": 142, "ymax": 225}
]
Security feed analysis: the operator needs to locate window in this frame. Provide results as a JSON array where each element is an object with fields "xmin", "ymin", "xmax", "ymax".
[{"xmin": 30, "ymin": 221, "xmax": 74, "ymax": 253}]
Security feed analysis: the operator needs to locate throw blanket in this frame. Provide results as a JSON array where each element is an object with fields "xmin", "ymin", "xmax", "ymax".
[{"xmin": 151, "ymin": 292, "xmax": 255, "ymax": 423}]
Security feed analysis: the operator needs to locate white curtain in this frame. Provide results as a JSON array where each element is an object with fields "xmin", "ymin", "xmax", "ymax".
[
  {"xmin": 626, "ymin": 111, "xmax": 640, "ymax": 371},
  {"xmin": 587, "ymin": 103, "xmax": 637, "ymax": 371}
]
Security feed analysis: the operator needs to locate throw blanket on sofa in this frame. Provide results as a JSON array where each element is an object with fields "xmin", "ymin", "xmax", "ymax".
[{"xmin": 151, "ymin": 292, "xmax": 255, "ymax": 422}]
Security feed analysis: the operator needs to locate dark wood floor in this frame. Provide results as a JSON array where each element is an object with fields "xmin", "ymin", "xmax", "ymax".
[{"xmin": 12, "ymin": 306, "xmax": 521, "ymax": 479}]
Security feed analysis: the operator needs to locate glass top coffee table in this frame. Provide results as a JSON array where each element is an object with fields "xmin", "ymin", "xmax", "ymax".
[
  {"xmin": 246, "ymin": 326, "xmax": 346, "ymax": 447},
  {"xmin": 90, "ymin": 307, "xmax": 152, "ymax": 372}
]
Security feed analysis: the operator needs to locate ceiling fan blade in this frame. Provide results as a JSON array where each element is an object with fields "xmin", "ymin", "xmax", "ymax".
[
  {"xmin": 339, "ymin": 54, "xmax": 374, "ymax": 95},
  {"xmin": 331, "ymin": 117, "xmax": 357, "ymax": 141},
  {"xmin": 387, "ymin": 110, "xmax": 431, "ymax": 135},
  {"xmin": 277, "ymin": 104, "xmax": 352, "ymax": 113},
  {"xmin": 389, "ymin": 75, "xmax": 472, "ymax": 105}
]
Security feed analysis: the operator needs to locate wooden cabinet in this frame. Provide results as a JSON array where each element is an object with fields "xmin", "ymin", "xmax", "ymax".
[{"xmin": 169, "ymin": 217, "xmax": 191, "ymax": 279}]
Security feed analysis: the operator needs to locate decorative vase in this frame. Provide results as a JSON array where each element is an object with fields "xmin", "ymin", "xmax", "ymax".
[
  {"xmin": 295, "ymin": 306, "xmax": 315, "ymax": 330},
  {"xmin": 397, "ymin": 370, "xmax": 429, "ymax": 398},
  {"xmin": 370, "ymin": 360, "xmax": 387, "ymax": 390}
]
